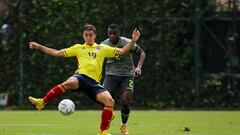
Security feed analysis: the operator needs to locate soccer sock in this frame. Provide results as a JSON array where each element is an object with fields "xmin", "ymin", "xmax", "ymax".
[
  {"xmin": 100, "ymin": 106, "xmax": 113, "ymax": 132},
  {"xmin": 121, "ymin": 104, "xmax": 130, "ymax": 124},
  {"xmin": 43, "ymin": 84, "xmax": 65, "ymax": 103}
]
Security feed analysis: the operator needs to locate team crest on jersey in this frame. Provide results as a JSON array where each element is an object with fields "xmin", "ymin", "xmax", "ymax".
[{"xmin": 96, "ymin": 46, "xmax": 100, "ymax": 50}]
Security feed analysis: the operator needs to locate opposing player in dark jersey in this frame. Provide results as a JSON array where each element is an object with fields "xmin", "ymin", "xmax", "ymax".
[
  {"xmin": 101, "ymin": 24, "xmax": 145, "ymax": 135},
  {"xmin": 28, "ymin": 24, "xmax": 141, "ymax": 135}
]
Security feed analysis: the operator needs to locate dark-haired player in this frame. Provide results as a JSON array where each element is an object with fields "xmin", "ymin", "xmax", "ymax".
[{"xmin": 101, "ymin": 23, "xmax": 145, "ymax": 134}]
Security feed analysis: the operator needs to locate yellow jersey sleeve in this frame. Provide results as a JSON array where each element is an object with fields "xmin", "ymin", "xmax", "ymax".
[
  {"xmin": 63, "ymin": 44, "xmax": 81, "ymax": 57},
  {"xmin": 100, "ymin": 44, "xmax": 117, "ymax": 58}
]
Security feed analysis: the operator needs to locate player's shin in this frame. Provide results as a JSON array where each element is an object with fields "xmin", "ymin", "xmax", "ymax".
[
  {"xmin": 121, "ymin": 104, "xmax": 130, "ymax": 124},
  {"xmin": 43, "ymin": 84, "xmax": 65, "ymax": 103},
  {"xmin": 100, "ymin": 106, "xmax": 114, "ymax": 132}
]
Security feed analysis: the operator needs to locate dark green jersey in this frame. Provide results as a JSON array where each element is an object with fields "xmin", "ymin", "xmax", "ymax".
[{"xmin": 101, "ymin": 37, "xmax": 141, "ymax": 76}]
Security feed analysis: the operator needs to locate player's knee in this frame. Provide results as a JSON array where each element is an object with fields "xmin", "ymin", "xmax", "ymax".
[
  {"xmin": 62, "ymin": 78, "xmax": 78, "ymax": 90},
  {"xmin": 122, "ymin": 96, "xmax": 131, "ymax": 105},
  {"xmin": 122, "ymin": 100, "xmax": 129, "ymax": 106},
  {"xmin": 105, "ymin": 97, "xmax": 115, "ymax": 107},
  {"xmin": 122, "ymin": 91, "xmax": 132, "ymax": 104},
  {"xmin": 122, "ymin": 100, "xmax": 130, "ymax": 108},
  {"xmin": 109, "ymin": 98, "xmax": 115, "ymax": 107}
]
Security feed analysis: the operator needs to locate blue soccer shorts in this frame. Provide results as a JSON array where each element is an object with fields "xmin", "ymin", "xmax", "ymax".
[{"xmin": 73, "ymin": 74, "xmax": 106, "ymax": 102}]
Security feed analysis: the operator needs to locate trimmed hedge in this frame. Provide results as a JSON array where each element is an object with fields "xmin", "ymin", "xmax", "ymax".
[{"xmin": 0, "ymin": 0, "xmax": 239, "ymax": 109}]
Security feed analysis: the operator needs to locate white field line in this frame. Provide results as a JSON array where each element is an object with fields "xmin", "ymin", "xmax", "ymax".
[
  {"xmin": 0, "ymin": 123, "xmax": 64, "ymax": 127},
  {"xmin": 4, "ymin": 133, "xmax": 57, "ymax": 135}
]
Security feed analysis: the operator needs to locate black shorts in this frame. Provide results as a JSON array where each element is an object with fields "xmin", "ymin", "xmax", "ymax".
[
  {"xmin": 103, "ymin": 75, "xmax": 134, "ymax": 93},
  {"xmin": 73, "ymin": 74, "xmax": 106, "ymax": 102}
]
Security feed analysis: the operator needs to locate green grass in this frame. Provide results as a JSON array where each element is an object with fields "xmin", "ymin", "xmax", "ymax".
[{"xmin": 0, "ymin": 110, "xmax": 239, "ymax": 135}]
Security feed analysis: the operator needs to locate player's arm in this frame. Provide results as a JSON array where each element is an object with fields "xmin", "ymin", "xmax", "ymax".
[
  {"xmin": 115, "ymin": 28, "xmax": 140, "ymax": 56},
  {"xmin": 29, "ymin": 42, "xmax": 64, "ymax": 57},
  {"xmin": 135, "ymin": 47, "xmax": 145, "ymax": 77}
]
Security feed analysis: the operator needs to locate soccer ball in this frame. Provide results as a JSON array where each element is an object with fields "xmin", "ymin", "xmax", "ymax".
[{"xmin": 58, "ymin": 99, "xmax": 75, "ymax": 116}]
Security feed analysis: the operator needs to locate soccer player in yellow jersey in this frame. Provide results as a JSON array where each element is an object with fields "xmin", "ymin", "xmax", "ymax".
[{"xmin": 28, "ymin": 24, "xmax": 140, "ymax": 135}]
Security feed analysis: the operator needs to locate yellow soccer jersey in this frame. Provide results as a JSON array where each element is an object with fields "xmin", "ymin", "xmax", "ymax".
[{"xmin": 63, "ymin": 43, "xmax": 117, "ymax": 82}]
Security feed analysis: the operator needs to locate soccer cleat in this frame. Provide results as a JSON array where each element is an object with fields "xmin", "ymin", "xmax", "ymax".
[
  {"xmin": 120, "ymin": 124, "xmax": 129, "ymax": 135},
  {"xmin": 28, "ymin": 96, "xmax": 45, "ymax": 110},
  {"xmin": 97, "ymin": 130, "xmax": 111, "ymax": 135}
]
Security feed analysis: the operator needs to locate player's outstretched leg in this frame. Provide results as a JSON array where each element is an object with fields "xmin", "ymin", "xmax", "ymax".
[{"xmin": 28, "ymin": 84, "xmax": 65, "ymax": 110}]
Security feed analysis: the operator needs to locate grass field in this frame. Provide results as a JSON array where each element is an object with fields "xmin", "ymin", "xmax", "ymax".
[{"xmin": 0, "ymin": 110, "xmax": 239, "ymax": 135}]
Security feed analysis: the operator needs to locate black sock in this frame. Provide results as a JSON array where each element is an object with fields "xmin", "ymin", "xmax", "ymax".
[{"xmin": 121, "ymin": 104, "xmax": 130, "ymax": 124}]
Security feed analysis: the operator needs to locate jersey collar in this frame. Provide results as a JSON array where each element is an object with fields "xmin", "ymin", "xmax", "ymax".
[
  {"xmin": 109, "ymin": 37, "xmax": 121, "ymax": 47},
  {"xmin": 83, "ymin": 42, "xmax": 97, "ymax": 47}
]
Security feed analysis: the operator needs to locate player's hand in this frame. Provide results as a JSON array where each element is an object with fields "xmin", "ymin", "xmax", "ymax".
[
  {"xmin": 135, "ymin": 67, "xmax": 142, "ymax": 77},
  {"xmin": 29, "ymin": 42, "xmax": 41, "ymax": 49},
  {"xmin": 132, "ymin": 28, "xmax": 140, "ymax": 42}
]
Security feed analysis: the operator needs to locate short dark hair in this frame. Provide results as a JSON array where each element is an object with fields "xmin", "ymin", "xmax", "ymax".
[
  {"xmin": 108, "ymin": 23, "xmax": 120, "ymax": 32},
  {"xmin": 83, "ymin": 24, "xmax": 96, "ymax": 33}
]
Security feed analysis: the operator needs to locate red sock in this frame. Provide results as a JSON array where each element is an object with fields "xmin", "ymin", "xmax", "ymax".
[
  {"xmin": 43, "ymin": 85, "xmax": 65, "ymax": 103},
  {"xmin": 100, "ymin": 107, "xmax": 113, "ymax": 132}
]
